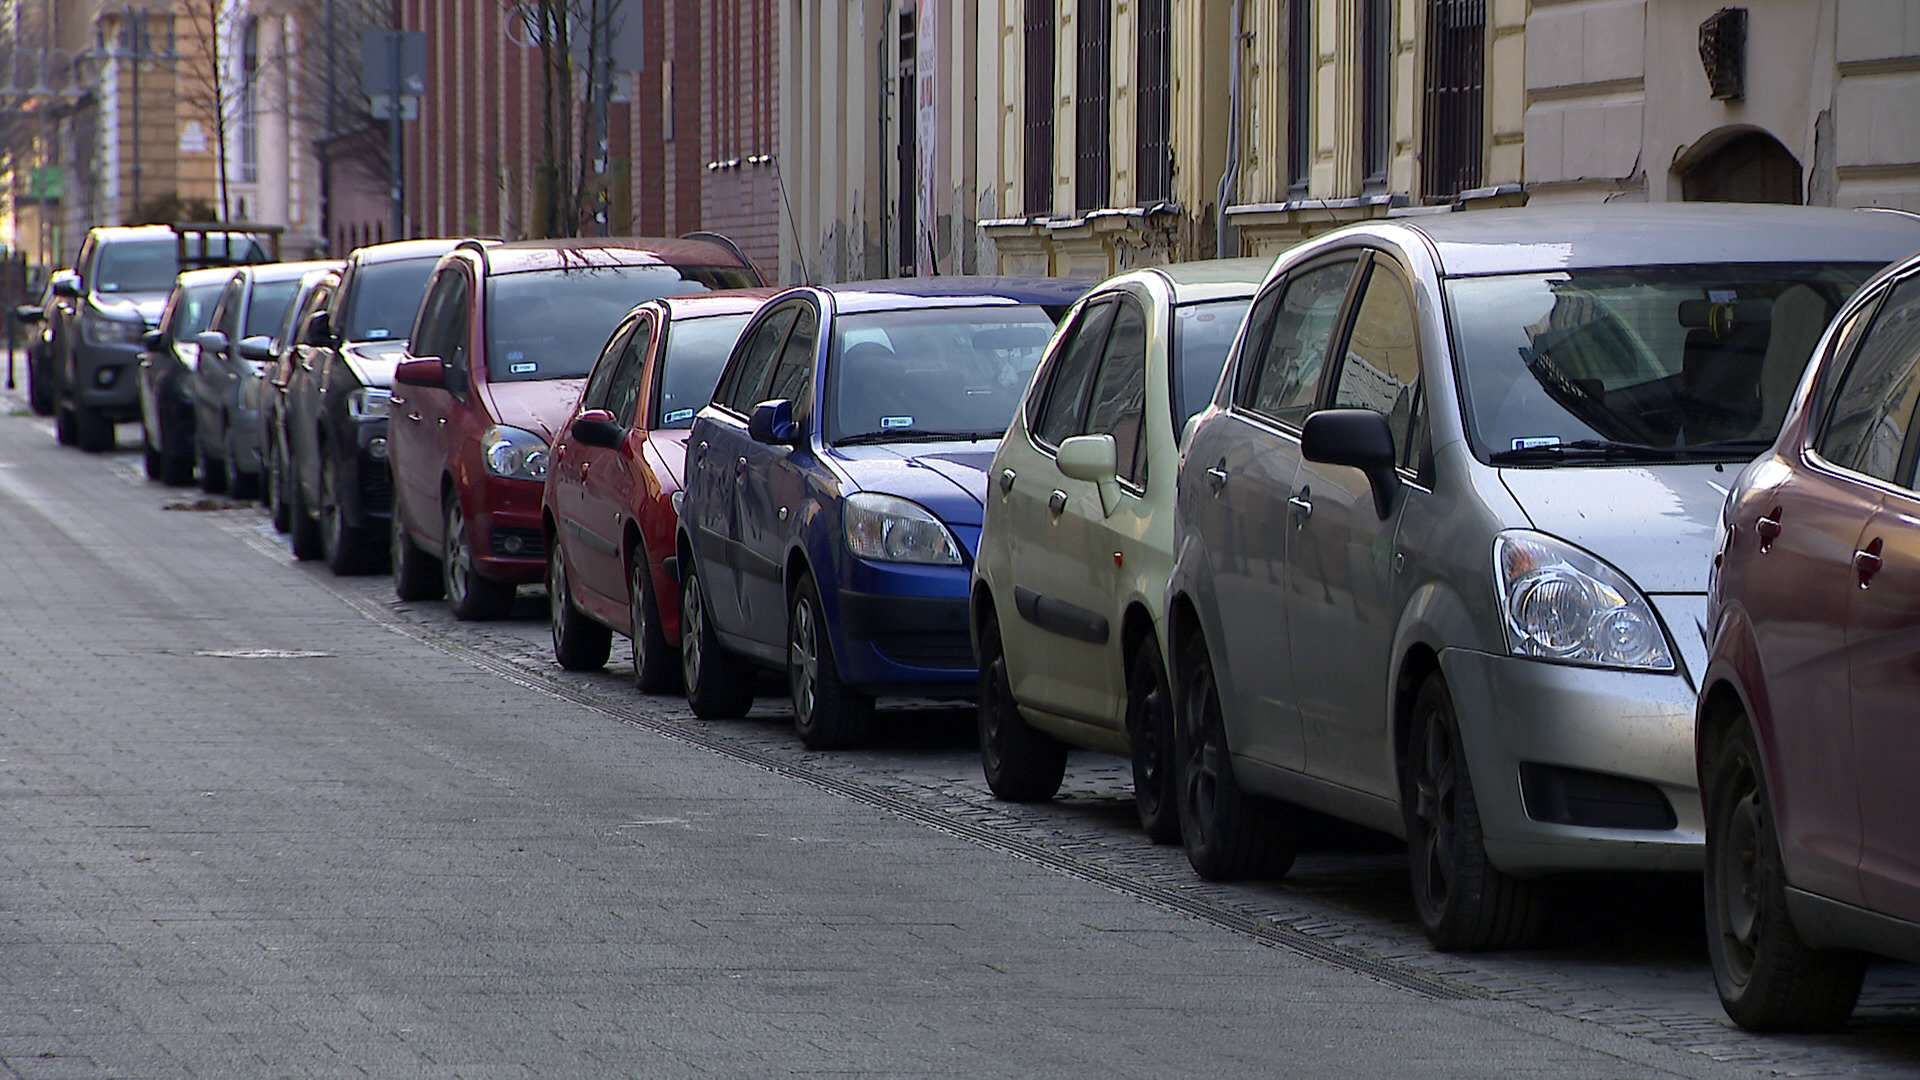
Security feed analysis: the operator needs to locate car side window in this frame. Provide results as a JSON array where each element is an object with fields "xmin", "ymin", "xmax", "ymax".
[
  {"xmin": 604, "ymin": 318, "xmax": 655, "ymax": 427},
  {"xmin": 1330, "ymin": 261, "xmax": 1421, "ymax": 444},
  {"xmin": 1817, "ymin": 275, "xmax": 1920, "ymax": 485},
  {"xmin": 1081, "ymin": 298, "xmax": 1149, "ymax": 485},
  {"xmin": 213, "ymin": 278, "xmax": 245, "ymax": 338},
  {"xmin": 441, "ymin": 275, "xmax": 471, "ymax": 391},
  {"xmin": 1240, "ymin": 258, "xmax": 1359, "ymax": 428},
  {"xmin": 1033, "ymin": 298, "xmax": 1117, "ymax": 448},
  {"xmin": 580, "ymin": 321, "xmax": 636, "ymax": 412},
  {"xmin": 764, "ymin": 305, "xmax": 817, "ymax": 413},
  {"xmin": 410, "ymin": 271, "xmax": 456, "ymax": 360},
  {"xmin": 717, "ymin": 305, "xmax": 799, "ymax": 415}
]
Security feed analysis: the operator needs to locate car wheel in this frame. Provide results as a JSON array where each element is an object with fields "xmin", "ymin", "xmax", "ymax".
[
  {"xmin": 549, "ymin": 546, "xmax": 612, "ymax": 670},
  {"xmin": 27, "ymin": 360, "xmax": 55, "ymax": 416},
  {"xmin": 287, "ymin": 462, "xmax": 324, "ymax": 561},
  {"xmin": 680, "ymin": 560, "xmax": 754, "ymax": 719},
  {"xmin": 627, "ymin": 544, "xmax": 678, "ymax": 694},
  {"xmin": 442, "ymin": 495, "xmax": 514, "ymax": 620},
  {"xmin": 1176, "ymin": 634, "xmax": 1297, "ymax": 881},
  {"xmin": 320, "ymin": 455, "xmax": 380, "ymax": 575},
  {"xmin": 1705, "ymin": 718, "xmax": 1866, "ymax": 1032},
  {"xmin": 143, "ymin": 432, "xmax": 165, "ymax": 481},
  {"xmin": 266, "ymin": 438, "xmax": 292, "ymax": 532},
  {"xmin": 225, "ymin": 428, "xmax": 259, "ymax": 500},
  {"xmin": 1403, "ymin": 672, "xmax": 1547, "ymax": 951},
  {"xmin": 54, "ymin": 402, "xmax": 76, "ymax": 446},
  {"xmin": 977, "ymin": 610, "xmax": 1066, "ymax": 802},
  {"xmin": 1126, "ymin": 637, "xmax": 1181, "ymax": 844},
  {"xmin": 788, "ymin": 572, "xmax": 874, "ymax": 750},
  {"xmin": 197, "ymin": 440, "xmax": 228, "ymax": 495},
  {"xmin": 74, "ymin": 403, "xmax": 113, "ymax": 453},
  {"xmin": 160, "ymin": 419, "xmax": 195, "ymax": 486},
  {"xmin": 391, "ymin": 506, "xmax": 444, "ymax": 601}
]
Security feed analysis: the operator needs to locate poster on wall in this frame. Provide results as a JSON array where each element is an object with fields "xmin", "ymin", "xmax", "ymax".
[{"xmin": 916, "ymin": 0, "xmax": 937, "ymax": 277}]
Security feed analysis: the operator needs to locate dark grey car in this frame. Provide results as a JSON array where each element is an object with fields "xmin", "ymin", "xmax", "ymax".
[
  {"xmin": 1165, "ymin": 204, "xmax": 1920, "ymax": 953},
  {"xmin": 136, "ymin": 268, "xmax": 232, "ymax": 486}
]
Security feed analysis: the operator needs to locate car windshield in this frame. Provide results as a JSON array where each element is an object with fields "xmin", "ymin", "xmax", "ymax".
[
  {"xmin": 171, "ymin": 284, "xmax": 225, "ymax": 338},
  {"xmin": 486, "ymin": 264, "xmax": 760, "ymax": 382},
  {"xmin": 657, "ymin": 312, "xmax": 753, "ymax": 428},
  {"xmin": 244, "ymin": 280, "xmax": 302, "ymax": 340},
  {"xmin": 94, "ymin": 240, "xmax": 178, "ymax": 294},
  {"xmin": 1171, "ymin": 297, "xmax": 1252, "ymax": 437},
  {"xmin": 340, "ymin": 257, "xmax": 439, "ymax": 343},
  {"xmin": 827, "ymin": 305, "xmax": 1059, "ymax": 443},
  {"xmin": 1448, "ymin": 263, "xmax": 1883, "ymax": 464}
]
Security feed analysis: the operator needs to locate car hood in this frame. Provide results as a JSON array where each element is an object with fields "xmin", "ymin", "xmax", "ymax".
[
  {"xmin": 342, "ymin": 340, "xmax": 410, "ymax": 388},
  {"xmin": 828, "ymin": 440, "xmax": 999, "ymax": 527},
  {"xmin": 93, "ymin": 293, "xmax": 168, "ymax": 327},
  {"xmin": 485, "ymin": 379, "xmax": 587, "ymax": 443},
  {"xmin": 651, "ymin": 430, "xmax": 691, "ymax": 489},
  {"xmin": 1498, "ymin": 463, "xmax": 1729, "ymax": 595}
]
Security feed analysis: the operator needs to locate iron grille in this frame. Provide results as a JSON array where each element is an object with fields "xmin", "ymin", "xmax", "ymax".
[
  {"xmin": 1287, "ymin": 0, "xmax": 1312, "ymax": 192},
  {"xmin": 1075, "ymin": 0, "xmax": 1112, "ymax": 212},
  {"xmin": 1024, "ymin": 0, "xmax": 1056, "ymax": 214},
  {"xmin": 1699, "ymin": 8, "xmax": 1747, "ymax": 101},
  {"xmin": 1136, "ymin": 0, "xmax": 1173, "ymax": 203},
  {"xmin": 1422, "ymin": 0, "xmax": 1485, "ymax": 200},
  {"xmin": 898, "ymin": 9, "xmax": 919, "ymax": 275},
  {"xmin": 1361, "ymin": 0, "xmax": 1391, "ymax": 187}
]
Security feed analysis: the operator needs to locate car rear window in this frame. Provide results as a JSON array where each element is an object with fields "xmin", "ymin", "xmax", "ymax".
[
  {"xmin": 485, "ymin": 264, "xmax": 761, "ymax": 382},
  {"xmin": 244, "ymin": 281, "xmax": 302, "ymax": 340},
  {"xmin": 656, "ymin": 312, "xmax": 754, "ymax": 427},
  {"xmin": 341, "ymin": 257, "xmax": 440, "ymax": 343},
  {"xmin": 94, "ymin": 240, "xmax": 178, "ymax": 294}
]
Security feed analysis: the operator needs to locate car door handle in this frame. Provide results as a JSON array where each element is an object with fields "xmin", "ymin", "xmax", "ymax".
[
  {"xmin": 736, "ymin": 456, "xmax": 748, "ymax": 485},
  {"xmin": 1289, "ymin": 488, "xmax": 1313, "ymax": 523},
  {"xmin": 580, "ymin": 462, "xmax": 591, "ymax": 481},
  {"xmin": 999, "ymin": 468, "xmax": 1016, "ymax": 495},
  {"xmin": 1048, "ymin": 489, "xmax": 1068, "ymax": 516},
  {"xmin": 1206, "ymin": 462, "xmax": 1228, "ymax": 493},
  {"xmin": 1855, "ymin": 537, "xmax": 1884, "ymax": 587},
  {"xmin": 695, "ymin": 440, "xmax": 708, "ymax": 465},
  {"xmin": 436, "ymin": 417, "xmax": 447, "ymax": 425},
  {"xmin": 1756, "ymin": 508, "xmax": 1782, "ymax": 551}
]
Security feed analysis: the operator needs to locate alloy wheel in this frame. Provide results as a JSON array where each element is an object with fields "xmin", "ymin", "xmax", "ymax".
[{"xmin": 789, "ymin": 594, "xmax": 819, "ymax": 723}]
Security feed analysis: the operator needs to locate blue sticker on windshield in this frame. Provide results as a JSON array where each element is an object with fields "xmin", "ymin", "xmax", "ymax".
[
  {"xmin": 1512, "ymin": 436, "xmax": 1561, "ymax": 450},
  {"xmin": 367, "ymin": 328, "xmax": 389, "ymax": 339},
  {"xmin": 881, "ymin": 416, "xmax": 914, "ymax": 429},
  {"xmin": 663, "ymin": 408, "xmax": 696, "ymax": 424},
  {"xmin": 510, "ymin": 362, "xmax": 537, "ymax": 374}
]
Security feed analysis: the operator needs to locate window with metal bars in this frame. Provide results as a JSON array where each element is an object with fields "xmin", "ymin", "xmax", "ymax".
[
  {"xmin": 1361, "ymin": 0, "xmax": 1391, "ymax": 189},
  {"xmin": 1422, "ymin": 0, "xmax": 1485, "ymax": 200},
  {"xmin": 1075, "ymin": 0, "xmax": 1111, "ymax": 212},
  {"xmin": 898, "ymin": 9, "xmax": 918, "ymax": 275},
  {"xmin": 1287, "ymin": 0, "xmax": 1311, "ymax": 193},
  {"xmin": 1136, "ymin": 0, "xmax": 1172, "ymax": 204},
  {"xmin": 1024, "ymin": 0, "xmax": 1055, "ymax": 215}
]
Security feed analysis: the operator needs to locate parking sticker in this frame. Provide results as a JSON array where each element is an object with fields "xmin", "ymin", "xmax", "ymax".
[{"xmin": 881, "ymin": 416, "xmax": 914, "ymax": 429}]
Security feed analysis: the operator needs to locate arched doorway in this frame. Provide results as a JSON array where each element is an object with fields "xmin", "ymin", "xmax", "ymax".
[{"xmin": 1677, "ymin": 128, "xmax": 1803, "ymax": 204}]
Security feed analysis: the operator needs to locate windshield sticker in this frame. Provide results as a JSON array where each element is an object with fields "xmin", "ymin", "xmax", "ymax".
[
  {"xmin": 367, "ymin": 328, "xmax": 390, "ymax": 339},
  {"xmin": 1707, "ymin": 289, "xmax": 1737, "ymax": 304},
  {"xmin": 510, "ymin": 362, "xmax": 537, "ymax": 374},
  {"xmin": 881, "ymin": 415, "xmax": 914, "ymax": 429},
  {"xmin": 663, "ymin": 408, "xmax": 696, "ymax": 424},
  {"xmin": 1512, "ymin": 436, "xmax": 1562, "ymax": 451}
]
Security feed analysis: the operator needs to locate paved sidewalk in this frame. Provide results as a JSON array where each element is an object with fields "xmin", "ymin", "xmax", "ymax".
[{"xmin": 0, "ymin": 409, "xmax": 1784, "ymax": 1078}]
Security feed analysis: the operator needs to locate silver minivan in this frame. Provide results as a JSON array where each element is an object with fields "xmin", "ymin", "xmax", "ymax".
[{"xmin": 1165, "ymin": 204, "xmax": 1920, "ymax": 951}]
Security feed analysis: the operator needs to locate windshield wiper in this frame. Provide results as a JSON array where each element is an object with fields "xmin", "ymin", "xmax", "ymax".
[
  {"xmin": 833, "ymin": 428, "xmax": 996, "ymax": 447},
  {"xmin": 1487, "ymin": 438, "xmax": 1772, "ymax": 465}
]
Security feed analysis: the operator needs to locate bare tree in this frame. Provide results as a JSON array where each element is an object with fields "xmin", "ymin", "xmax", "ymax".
[
  {"xmin": 519, "ymin": 0, "xmax": 628, "ymax": 238},
  {"xmin": 174, "ymin": 0, "xmax": 247, "ymax": 221}
]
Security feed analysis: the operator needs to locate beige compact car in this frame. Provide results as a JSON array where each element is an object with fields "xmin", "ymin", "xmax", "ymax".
[{"xmin": 970, "ymin": 258, "xmax": 1266, "ymax": 841}]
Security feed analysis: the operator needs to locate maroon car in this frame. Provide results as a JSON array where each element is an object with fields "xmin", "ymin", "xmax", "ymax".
[
  {"xmin": 542, "ymin": 289, "xmax": 774, "ymax": 689},
  {"xmin": 1700, "ymin": 251, "xmax": 1920, "ymax": 1032},
  {"xmin": 387, "ymin": 238, "xmax": 762, "ymax": 619}
]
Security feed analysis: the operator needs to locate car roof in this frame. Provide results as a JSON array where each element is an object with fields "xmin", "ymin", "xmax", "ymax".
[
  {"xmin": 1375, "ymin": 204, "xmax": 1920, "ymax": 277},
  {"xmin": 817, "ymin": 276, "xmax": 1092, "ymax": 313},
  {"xmin": 1112, "ymin": 256, "xmax": 1275, "ymax": 303},
  {"xmin": 351, "ymin": 238, "xmax": 465, "ymax": 265},
  {"xmin": 233, "ymin": 259, "xmax": 345, "ymax": 284},
  {"xmin": 654, "ymin": 288, "xmax": 781, "ymax": 320},
  {"xmin": 175, "ymin": 267, "xmax": 238, "ymax": 289},
  {"xmin": 482, "ymin": 237, "xmax": 754, "ymax": 275}
]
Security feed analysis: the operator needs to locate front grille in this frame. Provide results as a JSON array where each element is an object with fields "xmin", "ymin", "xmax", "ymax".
[
  {"xmin": 490, "ymin": 527, "xmax": 545, "ymax": 561},
  {"xmin": 1520, "ymin": 763, "xmax": 1677, "ymax": 831},
  {"xmin": 874, "ymin": 632, "xmax": 975, "ymax": 670},
  {"xmin": 358, "ymin": 459, "xmax": 392, "ymax": 514}
]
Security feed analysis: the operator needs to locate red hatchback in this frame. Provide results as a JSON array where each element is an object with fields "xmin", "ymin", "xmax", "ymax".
[
  {"xmin": 542, "ymin": 290, "xmax": 774, "ymax": 689},
  {"xmin": 1701, "ymin": 251, "xmax": 1920, "ymax": 1032},
  {"xmin": 388, "ymin": 238, "xmax": 762, "ymax": 619}
]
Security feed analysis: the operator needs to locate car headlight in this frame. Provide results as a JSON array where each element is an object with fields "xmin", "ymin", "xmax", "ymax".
[
  {"xmin": 843, "ymin": 492, "xmax": 962, "ymax": 565},
  {"xmin": 481, "ymin": 424, "xmax": 549, "ymax": 481},
  {"xmin": 347, "ymin": 387, "xmax": 391, "ymax": 421},
  {"xmin": 83, "ymin": 312, "xmax": 145, "ymax": 345},
  {"xmin": 1493, "ymin": 531, "xmax": 1674, "ymax": 671}
]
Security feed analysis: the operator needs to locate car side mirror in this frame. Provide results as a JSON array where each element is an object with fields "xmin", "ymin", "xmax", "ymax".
[
  {"xmin": 142, "ymin": 329, "xmax": 164, "ymax": 351},
  {"xmin": 302, "ymin": 310, "xmax": 336, "ymax": 347},
  {"xmin": 1301, "ymin": 408, "xmax": 1400, "ymax": 519},
  {"xmin": 748, "ymin": 399, "xmax": 801, "ymax": 445},
  {"xmin": 14, "ymin": 304, "xmax": 42, "ymax": 324},
  {"xmin": 51, "ymin": 277, "xmax": 81, "ymax": 299},
  {"xmin": 1057, "ymin": 433, "xmax": 1121, "ymax": 516},
  {"xmin": 571, "ymin": 408, "xmax": 623, "ymax": 449},
  {"xmin": 394, "ymin": 357, "xmax": 445, "ymax": 387},
  {"xmin": 236, "ymin": 335, "xmax": 274, "ymax": 362},
  {"xmin": 195, "ymin": 330, "xmax": 229, "ymax": 356}
]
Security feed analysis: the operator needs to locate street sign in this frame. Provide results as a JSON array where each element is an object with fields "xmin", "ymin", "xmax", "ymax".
[{"xmin": 361, "ymin": 29, "xmax": 426, "ymax": 97}]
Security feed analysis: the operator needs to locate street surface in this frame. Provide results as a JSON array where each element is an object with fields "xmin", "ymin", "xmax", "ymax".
[{"xmin": 0, "ymin": 379, "xmax": 1917, "ymax": 1079}]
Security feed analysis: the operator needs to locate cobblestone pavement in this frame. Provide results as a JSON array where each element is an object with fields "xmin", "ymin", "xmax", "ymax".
[{"xmin": 1, "ymin": 390, "xmax": 1917, "ymax": 1078}]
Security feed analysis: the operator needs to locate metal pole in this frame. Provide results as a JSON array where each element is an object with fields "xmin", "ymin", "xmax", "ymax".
[
  {"xmin": 591, "ymin": 0, "xmax": 609, "ymax": 237},
  {"xmin": 130, "ymin": 9, "xmax": 142, "ymax": 216},
  {"xmin": 320, "ymin": 0, "xmax": 334, "ymax": 252},
  {"xmin": 388, "ymin": 29, "xmax": 403, "ymax": 241}
]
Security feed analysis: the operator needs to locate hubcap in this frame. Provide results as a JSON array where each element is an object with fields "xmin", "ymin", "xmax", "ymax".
[
  {"xmin": 682, "ymin": 575, "xmax": 705, "ymax": 688},
  {"xmin": 1412, "ymin": 710, "xmax": 1459, "ymax": 910},
  {"xmin": 322, "ymin": 462, "xmax": 342, "ymax": 552},
  {"xmin": 1181, "ymin": 668, "xmax": 1221, "ymax": 848},
  {"xmin": 790, "ymin": 597, "xmax": 818, "ymax": 723},
  {"xmin": 1716, "ymin": 760, "xmax": 1765, "ymax": 981},
  {"xmin": 445, "ymin": 504, "xmax": 470, "ymax": 604},
  {"xmin": 549, "ymin": 553, "xmax": 569, "ymax": 650},
  {"xmin": 980, "ymin": 649, "xmax": 1010, "ymax": 773},
  {"xmin": 630, "ymin": 561, "xmax": 650, "ymax": 672}
]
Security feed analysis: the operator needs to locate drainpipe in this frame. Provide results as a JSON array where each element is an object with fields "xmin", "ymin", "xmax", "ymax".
[{"xmin": 1215, "ymin": 0, "xmax": 1245, "ymax": 259}]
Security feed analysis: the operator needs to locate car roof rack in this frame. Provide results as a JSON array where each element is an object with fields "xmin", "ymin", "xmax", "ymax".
[{"xmin": 172, "ymin": 222, "xmax": 284, "ymax": 270}]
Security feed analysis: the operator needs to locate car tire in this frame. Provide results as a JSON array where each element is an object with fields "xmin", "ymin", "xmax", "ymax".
[
  {"xmin": 627, "ymin": 544, "xmax": 678, "ymax": 694},
  {"xmin": 1403, "ymin": 672, "xmax": 1547, "ymax": 951},
  {"xmin": 977, "ymin": 611, "xmax": 1067, "ymax": 802},
  {"xmin": 549, "ymin": 546, "xmax": 612, "ymax": 671},
  {"xmin": 443, "ymin": 496, "xmax": 515, "ymax": 620},
  {"xmin": 224, "ymin": 428, "xmax": 258, "ymax": 500},
  {"xmin": 788, "ymin": 571, "xmax": 874, "ymax": 750},
  {"xmin": 287, "ymin": 464, "xmax": 324, "ymax": 562},
  {"xmin": 1704, "ymin": 718, "xmax": 1867, "ymax": 1032},
  {"xmin": 392, "ymin": 507, "xmax": 444, "ymax": 601},
  {"xmin": 266, "ymin": 439, "xmax": 292, "ymax": 532},
  {"xmin": 320, "ymin": 455, "xmax": 380, "ymax": 575},
  {"xmin": 1126, "ymin": 637, "xmax": 1182, "ymax": 844},
  {"xmin": 680, "ymin": 560, "xmax": 754, "ymax": 719},
  {"xmin": 54, "ymin": 402, "xmax": 76, "ymax": 446},
  {"xmin": 74, "ymin": 403, "xmax": 113, "ymax": 453},
  {"xmin": 143, "ymin": 434, "xmax": 165, "ymax": 481},
  {"xmin": 197, "ymin": 440, "xmax": 228, "ymax": 495},
  {"xmin": 1176, "ymin": 634, "xmax": 1297, "ymax": 881},
  {"xmin": 27, "ymin": 360, "xmax": 55, "ymax": 416}
]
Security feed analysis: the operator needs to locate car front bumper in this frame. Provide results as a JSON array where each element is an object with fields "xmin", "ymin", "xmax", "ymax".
[
  {"xmin": 465, "ymin": 473, "xmax": 547, "ymax": 585},
  {"xmin": 70, "ymin": 339, "xmax": 145, "ymax": 416},
  {"xmin": 830, "ymin": 558, "xmax": 975, "ymax": 694},
  {"xmin": 1439, "ymin": 647, "xmax": 1702, "ymax": 876}
]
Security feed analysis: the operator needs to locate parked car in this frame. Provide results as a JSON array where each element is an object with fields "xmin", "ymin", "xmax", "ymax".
[
  {"xmin": 971, "ymin": 258, "xmax": 1266, "ymax": 841},
  {"xmin": 135, "ymin": 268, "xmax": 235, "ymax": 486},
  {"xmin": 261, "ymin": 267, "xmax": 343, "ymax": 533},
  {"xmin": 543, "ymin": 289, "xmax": 776, "ymax": 689},
  {"xmin": 284, "ymin": 239, "xmax": 462, "ymax": 574},
  {"xmin": 1163, "ymin": 204, "xmax": 1920, "ymax": 951},
  {"xmin": 390, "ymin": 236, "xmax": 764, "ymax": 619},
  {"xmin": 1698, "ymin": 245, "xmax": 1920, "ymax": 1032},
  {"xmin": 675, "ymin": 276, "xmax": 1087, "ymax": 748},
  {"xmin": 47, "ymin": 224, "xmax": 277, "ymax": 451},
  {"xmin": 192, "ymin": 260, "xmax": 341, "ymax": 498},
  {"xmin": 13, "ymin": 269, "xmax": 75, "ymax": 416}
]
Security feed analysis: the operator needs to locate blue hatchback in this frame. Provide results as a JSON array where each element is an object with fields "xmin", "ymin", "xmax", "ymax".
[{"xmin": 676, "ymin": 277, "xmax": 1089, "ymax": 748}]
